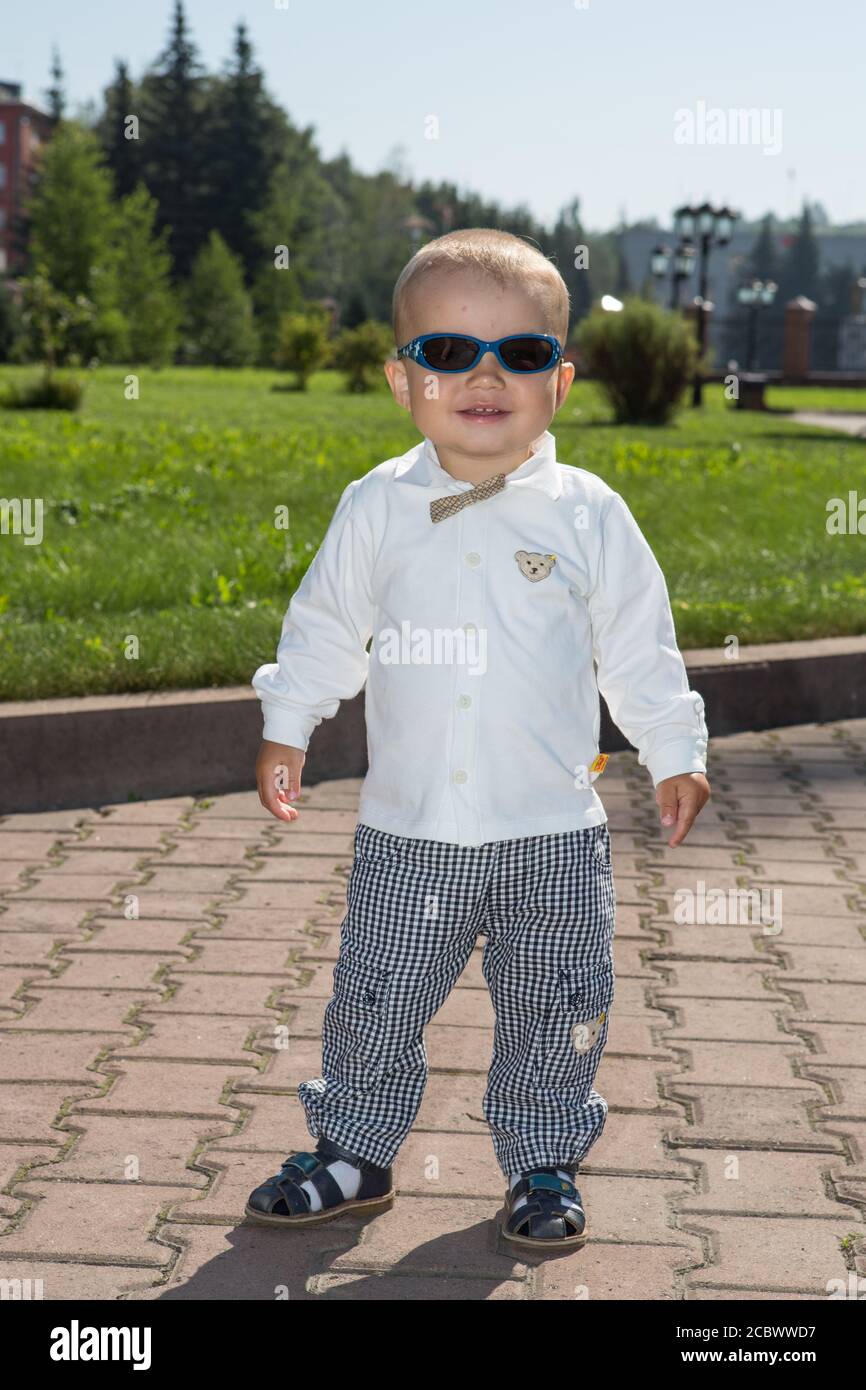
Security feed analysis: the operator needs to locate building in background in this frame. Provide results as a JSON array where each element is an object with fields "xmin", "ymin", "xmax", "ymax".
[
  {"xmin": 620, "ymin": 223, "xmax": 866, "ymax": 373},
  {"xmin": 0, "ymin": 80, "xmax": 54, "ymax": 281}
]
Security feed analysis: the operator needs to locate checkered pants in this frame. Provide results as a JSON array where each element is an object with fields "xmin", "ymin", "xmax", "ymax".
[{"xmin": 297, "ymin": 821, "xmax": 616, "ymax": 1177}]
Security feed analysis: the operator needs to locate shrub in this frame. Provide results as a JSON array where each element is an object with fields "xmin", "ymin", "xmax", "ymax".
[
  {"xmin": 1, "ymin": 372, "xmax": 84, "ymax": 410},
  {"xmin": 0, "ymin": 281, "xmax": 24, "ymax": 362},
  {"xmin": 272, "ymin": 309, "xmax": 332, "ymax": 390},
  {"xmin": 576, "ymin": 297, "xmax": 698, "ymax": 424},
  {"xmin": 16, "ymin": 265, "xmax": 98, "ymax": 371},
  {"xmin": 331, "ymin": 320, "xmax": 394, "ymax": 392}
]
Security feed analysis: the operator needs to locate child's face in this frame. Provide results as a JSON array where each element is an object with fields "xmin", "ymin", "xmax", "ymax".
[{"xmin": 384, "ymin": 269, "xmax": 574, "ymax": 465}]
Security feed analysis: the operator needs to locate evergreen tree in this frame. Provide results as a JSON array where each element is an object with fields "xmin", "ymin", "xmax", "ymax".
[
  {"xmin": 139, "ymin": 0, "xmax": 208, "ymax": 278},
  {"xmin": 549, "ymin": 199, "xmax": 586, "ymax": 329},
  {"xmin": 347, "ymin": 169, "xmax": 418, "ymax": 329},
  {"xmin": 27, "ymin": 121, "xmax": 128, "ymax": 361},
  {"xmin": 578, "ymin": 231, "xmax": 619, "ymax": 310},
  {"xmin": 181, "ymin": 231, "xmax": 258, "ymax": 365},
  {"xmin": 822, "ymin": 262, "xmax": 859, "ymax": 314},
  {"xmin": 744, "ymin": 214, "xmax": 781, "ymax": 283},
  {"xmin": 200, "ymin": 22, "xmax": 274, "ymax": 281},
  {"xmin": 101, "ymin": 60, "xmax": 143, "ymax": 201},
  {"xmin": 248, "ymin": 130, "xmax": 346, "ymax": 361},
  {"xmin": 112, "ymin": 184, "xmax": 180, "ymax": 364},
  {"xmin": 45, "ymin": 46, "xmax": 66, "ymax": 123},
  {"xmin": 613, "ymin": 237, "xmax": 632, "ymax": 296},
  {"xmin": 777, "ymin": 203, "xmax": 821, "ymax": 303}
]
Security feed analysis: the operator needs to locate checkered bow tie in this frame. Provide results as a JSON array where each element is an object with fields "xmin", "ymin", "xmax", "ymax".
[{"xmin": 429, "ymin": 472, "xmax": 507, "ymax": 524}]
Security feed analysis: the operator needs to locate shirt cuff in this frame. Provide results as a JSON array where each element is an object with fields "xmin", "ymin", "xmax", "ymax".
[
  {"xmin": 259, "ymin": 704, "xmax": 316, "ymax": 752},
  {"xmin": 646, "ymin": 742, "xmax": 708, "ymax": 787}
]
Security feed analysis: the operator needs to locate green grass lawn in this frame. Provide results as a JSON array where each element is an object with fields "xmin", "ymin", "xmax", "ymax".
[
  {"xmin": 764, "ymin": 385, "xmax": 866, "ymax": 412},
  {"xmin": 0, "ymin": 366, "xmax": 863, "ymax": 701}
]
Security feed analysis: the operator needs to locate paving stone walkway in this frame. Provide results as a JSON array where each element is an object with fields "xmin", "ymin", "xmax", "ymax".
[
  {"xmin": 788, "ymin": 411, "xmax": 866, "ymax": 438},
  {"xmin": 1, "ymin": 720, "xmax": 865, "ymax": 1301}
]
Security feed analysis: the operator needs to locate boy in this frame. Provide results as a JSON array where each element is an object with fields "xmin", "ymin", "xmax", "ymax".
[{"xmin": 245, "ymin": 229, "xmax": 710, "ymax": 1251}]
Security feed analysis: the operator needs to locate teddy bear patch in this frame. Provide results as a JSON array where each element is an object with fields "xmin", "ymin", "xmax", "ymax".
[{"xmin": 515, "ymin": 549, "xmax": 557, "ymax": 582}]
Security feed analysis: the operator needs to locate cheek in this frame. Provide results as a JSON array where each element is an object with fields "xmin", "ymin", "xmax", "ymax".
[
  {"xmin": 514, "ymin": 379, "xmax": 557, "ymax": 412},
  {"xmin": 408, "ymin": 371, "xmax": 453, "ymax": 412}
]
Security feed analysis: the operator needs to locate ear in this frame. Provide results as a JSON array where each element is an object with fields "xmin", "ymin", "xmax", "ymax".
[
  {"xmin": 547, "ymin": 554, "xmax": 557, "ymax": 564},
  {"xmin": 383, "ymin": 355, "xmax": 412, "ymax": 412},
  {"xmin": 554, "ymin": 358, "xmax": 576, "ymax": 411},
  {"xmin": 515, "ymin": 550, "xmax": 527, "ymax": 561}
]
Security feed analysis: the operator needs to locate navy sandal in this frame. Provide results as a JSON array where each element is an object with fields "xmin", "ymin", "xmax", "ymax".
[
  {"xmin": 244, "ymin": 1135, "xmax": 395, "ymax": 1227},
  {"xmin": 500, "ymin": 1167, "xmax": 587, "ymax": 1252}
]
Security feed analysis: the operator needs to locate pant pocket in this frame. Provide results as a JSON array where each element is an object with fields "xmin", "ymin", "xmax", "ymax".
[
  {"xmin": 536, "ymin": 962, "xmax": 615, "ymax": 1087},
  {"xmin": 325, "ymin": 949, "xmax": 394, "ymax": 1078},
  {"xmin": 354, "ymin": 824, "xmax": 411, "ymax": 864},
  {"xmin": 592, "ymin": 823, "xmax": 612, "ymax": 869}
]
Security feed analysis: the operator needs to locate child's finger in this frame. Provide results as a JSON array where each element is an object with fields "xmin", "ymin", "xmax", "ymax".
[
  {"xmin": 258, "ymin": 771, "xmax": 299, "ymax": 822},
  {"xmin": 667, "ymin": 792, "xmax": 699, "ymax": 847}
]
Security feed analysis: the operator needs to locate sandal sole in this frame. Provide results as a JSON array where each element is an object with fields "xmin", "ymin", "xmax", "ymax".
[
  {"xmin": 500, "ymin": 1222, "xmax": 588, "ymax": 1252},
  {"xmin": 244, "ymin": 1189, "xmax": 396, "ymax": 1227}
]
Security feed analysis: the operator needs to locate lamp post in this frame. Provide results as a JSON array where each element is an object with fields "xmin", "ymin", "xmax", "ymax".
[
  {"xmin": 650, "ymin": 238, "xmax": 696, "ymax": 309},
  {"xmin": 675, "ymin": 202, "xmax": 737, "ymax": 405},
  {"xmin": 737, "ymin": 280, "xmax": 778, "ymax": 371}
]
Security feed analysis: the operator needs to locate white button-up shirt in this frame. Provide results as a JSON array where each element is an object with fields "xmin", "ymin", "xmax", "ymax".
[{"xmin": 252, "ymin": 428, "xmax": 708, "ymax": 846}]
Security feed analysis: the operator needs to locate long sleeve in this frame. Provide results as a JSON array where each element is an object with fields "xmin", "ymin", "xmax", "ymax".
[
  {"xmin": 251, "ymin": 479, "xmax": 374, "ymax": 750},
  {"xmin": 586, "ymin": 489, "xmax": 708, "ymax": 785}
]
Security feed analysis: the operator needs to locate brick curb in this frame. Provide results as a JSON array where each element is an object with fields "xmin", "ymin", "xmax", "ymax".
[{"xmin": 2, "ymin": 634, "xmax": 865, "ymax": 814}]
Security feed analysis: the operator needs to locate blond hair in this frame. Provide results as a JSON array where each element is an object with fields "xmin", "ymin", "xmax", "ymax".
[{"xmin": 391, "ymin": 228, "xmax": 570, "ymax": 350}]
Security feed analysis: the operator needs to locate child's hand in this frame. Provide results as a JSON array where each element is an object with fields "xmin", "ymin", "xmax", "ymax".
[
  {"xmin": 256, "ymin": 740, "xmax": 306, "ymax": 823},
  {"xmin": 655, "ymin": 772, "xmax": 711, "ymax": 847}
]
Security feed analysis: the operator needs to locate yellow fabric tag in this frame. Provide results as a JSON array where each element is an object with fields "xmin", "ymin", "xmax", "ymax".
[{"xmin": 590, "ymin": 754, "xmax": 609, "ymax": 775}]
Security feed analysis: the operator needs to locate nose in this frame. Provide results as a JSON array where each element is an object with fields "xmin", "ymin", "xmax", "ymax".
[{"xmin": 468, "ymin": 349, "xmax": 503, "ymax": 375}]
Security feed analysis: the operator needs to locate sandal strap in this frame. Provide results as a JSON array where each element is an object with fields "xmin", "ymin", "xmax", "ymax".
[
  {"xmin": 258, "ymin": 1151, "xmax": 331, "ymax": 1217},
  {"xmin": 281, "ymin": 1151, "xmax": 321, "ymax": 1179},
  {"xmin": 272, "ymin": 1149, "xmax": 363, "ymax": 1215},
  {"xmin": 273, "ymin": 1175, "xmax": 313, "ymax": 1216},
  {"xmin": 511, "ymin": 1172, "xmax": 578, "ymax": 1205},
  {"xmin": 308, "ymin": 1164, "xmax": 348, "ymax": 1208},
  {"xmin": 316, "ymin": 1134, "xmax": 389, "ymax": 1175},
  {"xmin": 507, "ymin": 1193, "xmax": 585, "ymax": 1237}
]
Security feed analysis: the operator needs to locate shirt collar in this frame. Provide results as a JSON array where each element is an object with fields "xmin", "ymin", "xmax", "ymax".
[{"xmin": 394, "ymin": 428, "xmax": 563, "ymax": 500}]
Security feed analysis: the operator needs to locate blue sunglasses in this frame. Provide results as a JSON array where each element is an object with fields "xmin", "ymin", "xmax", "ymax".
[{"xmin": 396, "ymin": 332, "xmax": 564, "ymax": 374}]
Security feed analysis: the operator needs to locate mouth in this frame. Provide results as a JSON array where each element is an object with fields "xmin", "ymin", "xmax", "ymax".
[{"xmin": 457, "ymin": 406, "xmax": 511, "ymax": 423}]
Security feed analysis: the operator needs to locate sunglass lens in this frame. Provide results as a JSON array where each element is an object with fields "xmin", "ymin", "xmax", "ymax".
[
  {"xmin": 421, "ymin": 336, "xmax": 479, "ymax": 371},
  {"xmin": 500, "ymin": 337, "xmax": 555, "ymax": 371}
]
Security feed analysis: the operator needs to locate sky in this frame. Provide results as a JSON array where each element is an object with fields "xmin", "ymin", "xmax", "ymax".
[{"xmin": 3, "ymin": 0, "xmax": 864, "ymax": 233}]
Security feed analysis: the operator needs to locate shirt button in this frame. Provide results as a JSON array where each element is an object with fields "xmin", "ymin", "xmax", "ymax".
[
  {"xmin": 453, "ymin": 769, "xmax": 468, "ymax": 784},
  {"xmin": 465, "ymin": 552, "xmax": 481, "ymax": 566},
  {"xmin": 457, "ymin": 694, "xmax": 472, "ymax": 709},
  {"xmin": 464, "ymin": 622, "xmax": 477, "ymax": 634}
]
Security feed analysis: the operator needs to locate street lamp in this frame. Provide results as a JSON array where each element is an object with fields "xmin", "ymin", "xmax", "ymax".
[
  {"xmin": 650, "ymin": 238, "xmax": 696, "ymax": 309},
  {"xmin": 651, "ymin": 244, "xmax": 671, "ymax": 278},
  {"xmin": 737, "ymin": 279, "xmax": 777, "ymax": 371},
  {"xmin": 675, "ymin": 202, "xmax": 738, "ymax": 405}
]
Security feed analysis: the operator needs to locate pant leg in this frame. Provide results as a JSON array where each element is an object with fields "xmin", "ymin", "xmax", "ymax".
[
  {"xmin": 481, "ymin": 822, "xmax": 616, "ymax": 1176},
  {"xmin": 297, "ymin": 823, "xmax": 494, "ymax": 1168}
]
